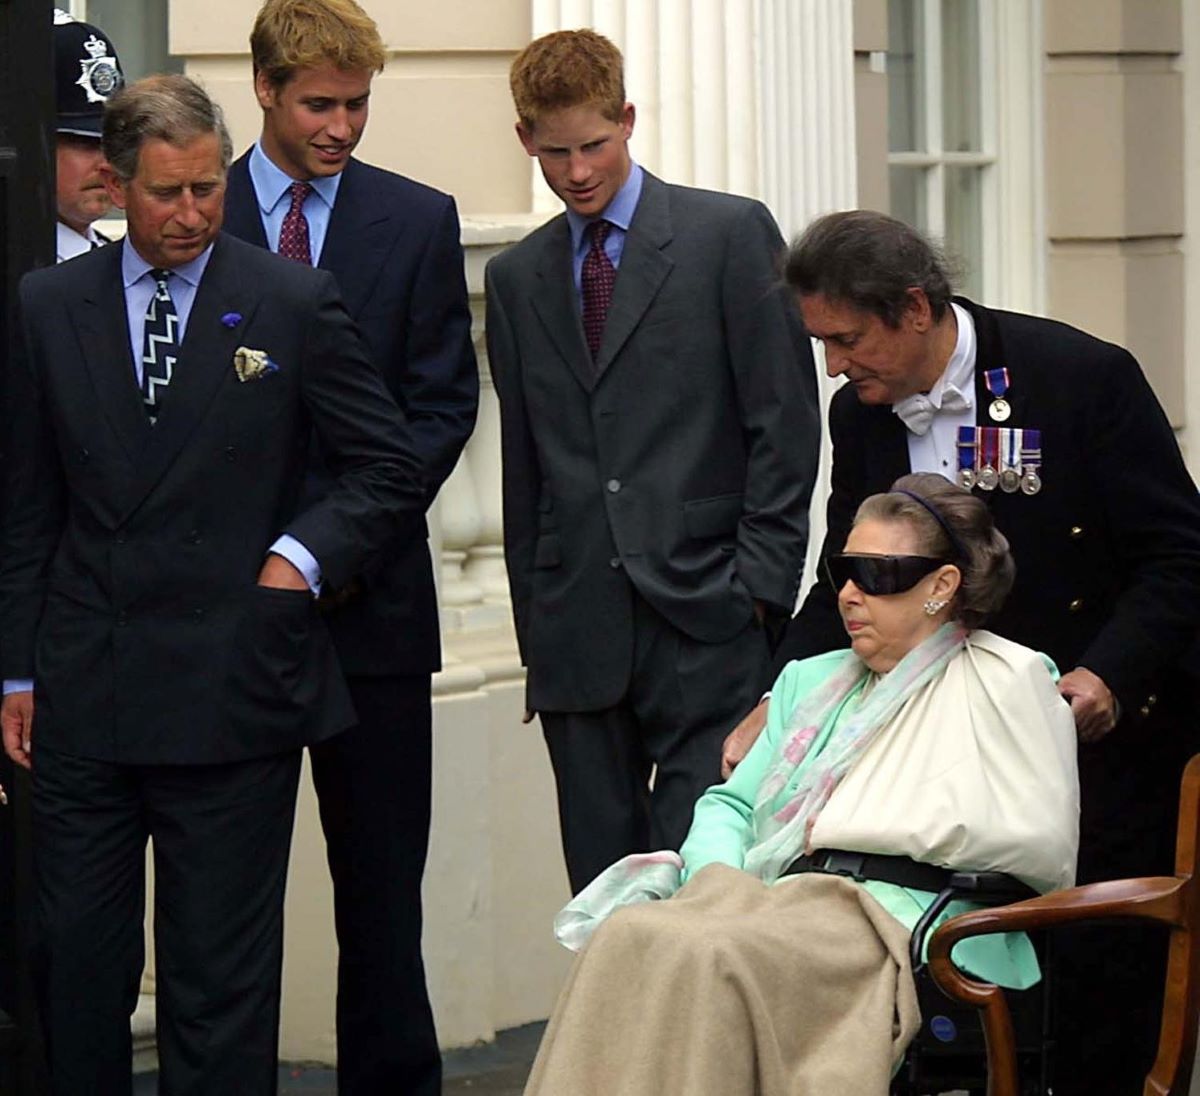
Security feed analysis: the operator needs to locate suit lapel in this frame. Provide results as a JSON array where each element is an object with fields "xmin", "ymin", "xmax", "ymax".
[
  {"xmin": 77, "ymin": 246, "xmax": 150, "ymax": 460},
  {"xmin": 318, "ymin": 159, "xmax": 391, "ymax": 315},
  {"xmin": 867, "ymin": 401, "xmax": 912, "ymax": 481},
  {"xmin": 531, "ymin": 217, "xmax": 596, "ymax": 393},
  {"xmin": 594, "ymin": 173, "xmax": 673, "ymax": 374},
  {"xmin": 964, "ymin": 298, "xmax": 1029, "ymax": 426},
  {"xmin": 223, "ymin": 154, "xmax": 269, "ymax": 250},
  {"xmin": 119, "ymin": 235, "xmax": 260, "ymax": 521}
]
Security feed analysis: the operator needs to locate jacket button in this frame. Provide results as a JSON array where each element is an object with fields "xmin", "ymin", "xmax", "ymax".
[
  {"xmin": 1148, "ymin": 694, "xmax": 1158, "ymax": 706},
  {"xmin": 189, "ymin": 529, "xmax": 202, "ymax": 544},
  {"xmin": 225, "ymin": 446, "xmax": 237, "ymax": 462},
  {"xmin": 1069, "ymin": 526, "xmax": 1084, "ymax": 539},
  {"xmin": 116, "ymin": 611, "xmax": 128, "ymax": 627},
  {"xmin": 609, "ymin": 557, "xmax": 622, "ymax": 569},
  {"xmin": 1140, "ymin": 705, "xmax": 1152, "ymax": 718},
  {"xmin": 1068, "ymin": 598, "xmax": 1084, "ymax": 612},
  {"xmin": 606, "ymin": 478, "xmax": 621, "ymax": 494},
  {"xmin": 76, "ymin": 448, "xmax": 90, "ymax": 464},
  {"xmin": 115, "ymin": 533, "xmax": 127, "ymax": 545},
  {"xmin": 193, "ymin": 608, "xmax": 205, "ymax": 621}
]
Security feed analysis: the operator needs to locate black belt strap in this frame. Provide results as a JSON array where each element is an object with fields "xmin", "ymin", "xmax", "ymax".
[{"xmin": 781, "ymin": 848, "xmax": 954, "ymax": 893}]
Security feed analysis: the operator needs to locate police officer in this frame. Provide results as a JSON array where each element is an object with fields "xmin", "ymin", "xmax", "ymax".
[{"xmin": 52, "ymin": 9, "xmax": 124, "ymax": 262}]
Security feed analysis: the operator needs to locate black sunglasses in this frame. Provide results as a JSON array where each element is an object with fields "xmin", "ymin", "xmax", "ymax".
[{"xmin": 824, "ymin": 554, "xmax": 952, "ymax": 596}]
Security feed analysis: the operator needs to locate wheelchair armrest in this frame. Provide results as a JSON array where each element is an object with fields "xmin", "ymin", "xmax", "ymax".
[
  {"xmin": 925, "ymin": 876, "xmax": 1188, "ymax": 1096},
  {"xmin": 908, "ymin": 871, "xmax": 1038, "ymax": 972},
  {"xmin": 946, "ymin": 871, "xmax": 1039, "ymax": 902}
]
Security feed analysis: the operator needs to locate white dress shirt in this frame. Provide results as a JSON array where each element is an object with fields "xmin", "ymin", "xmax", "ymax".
[{"xmin": 898, "ymin": 301, "xmax": 977, "ymax": 479}]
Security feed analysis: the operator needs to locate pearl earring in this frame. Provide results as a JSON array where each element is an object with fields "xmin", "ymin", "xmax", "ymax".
[{"xmin": 924, "ymin": 599, "xmax": 948, "ymax": 616}]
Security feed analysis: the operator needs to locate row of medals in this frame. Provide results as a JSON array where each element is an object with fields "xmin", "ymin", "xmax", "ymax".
[{"xmin": 957, "ymin": 398, "xmax": 1043, "ymax": 496}]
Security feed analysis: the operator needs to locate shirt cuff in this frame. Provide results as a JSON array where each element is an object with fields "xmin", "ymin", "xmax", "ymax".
[
  {"xmin": 3, "ymin": 680, "xmax": 33, "ymax": 695},
  {"xmin": 269, "ymin": 535, "xmax": 323, "ymax": 596}
]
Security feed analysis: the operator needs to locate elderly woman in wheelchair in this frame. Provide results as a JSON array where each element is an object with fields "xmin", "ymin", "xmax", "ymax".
[{"xmin": 524, "ymin": 473, "xmax": 1079, "ymax": 1095}]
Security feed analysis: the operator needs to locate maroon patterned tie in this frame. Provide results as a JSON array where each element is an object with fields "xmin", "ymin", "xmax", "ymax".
[
  {"xmin": 278, "ymin": 181, "xmax": 313, "ymax": 265},
  {"xmin": 581, "ymin": 219, "xmax": 616, "ymax": 360}
]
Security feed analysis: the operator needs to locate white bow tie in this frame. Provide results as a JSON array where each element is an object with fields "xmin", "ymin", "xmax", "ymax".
[{"xmin": 893, "ymin": 384, "xmax": 971, "ymax": 436}]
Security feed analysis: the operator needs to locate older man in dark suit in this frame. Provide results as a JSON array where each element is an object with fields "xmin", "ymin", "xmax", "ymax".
[
  {"xmin": 220, "ymin": 3, "xmax": 477, "ymax": 1092},
  {"xmin": 486, "ymin": 29, "xmax": 819, "ymax": 897},
  {"xmin": 725, "ymin": 210, "xmax": 1200, "ymax": 1095},
  {"xmin": 0, "ymin": 74, "xmax": 424, "ymax": 1095}
]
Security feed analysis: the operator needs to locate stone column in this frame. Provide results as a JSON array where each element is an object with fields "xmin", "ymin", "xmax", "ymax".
[{"xmin": 1043, "ymin": 0, "xmax": 1184, "ymax": 427}]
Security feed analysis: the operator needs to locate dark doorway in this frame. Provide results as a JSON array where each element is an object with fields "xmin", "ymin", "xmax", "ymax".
[{"xmin": 0, "ymin": 1, "xmax": 55, "ymax": 1093}]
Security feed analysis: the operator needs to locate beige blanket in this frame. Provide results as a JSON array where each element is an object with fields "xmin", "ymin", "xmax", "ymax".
[{"xmin": 526, "ymin": 864, "xmax": 920, "ymax": 1095}]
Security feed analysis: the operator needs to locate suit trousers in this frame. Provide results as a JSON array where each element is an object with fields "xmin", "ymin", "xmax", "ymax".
[
  {"xmin": 309, "ymin": 674, "xmax": 439, "ymax": 1096},
  {"xmin": 541, "ymin": 593, "xmax": 770, "ymax": 894},
  {"xmin": 32, "ymin": 744, "xmax": 301, "ymax": 1096}
]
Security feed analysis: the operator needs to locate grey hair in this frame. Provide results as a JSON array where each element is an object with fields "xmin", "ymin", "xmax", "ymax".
[
  {"xmin": 102, "ymin": 74, "xmax": 233, "ymax": 181},
  {"xmin": 784, "ymin": 210, "xmax": 957, "ymax": 327},
  {"xmin": 853, "ymin": 472, "xmax": 1014, "ymax": 628}
]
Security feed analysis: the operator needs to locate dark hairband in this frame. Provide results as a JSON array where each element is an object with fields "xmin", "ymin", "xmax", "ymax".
[{"xmin": 895, "ymin": 489, "xmax": 968, "ymax": 563}]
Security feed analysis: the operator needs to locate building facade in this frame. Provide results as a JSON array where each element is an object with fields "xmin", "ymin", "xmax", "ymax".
[{"xmin": 64, "ymin": 0, "xmax": 1198, "ymax": 1062}]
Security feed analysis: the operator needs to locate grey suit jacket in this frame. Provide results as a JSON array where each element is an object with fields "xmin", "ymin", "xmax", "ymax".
[{"xmin": 486, "ymin": 171, "xmax": 819, "ymax": 711}]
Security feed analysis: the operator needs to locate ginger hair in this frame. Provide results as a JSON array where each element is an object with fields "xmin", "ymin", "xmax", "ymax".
[{"xmin": 509, "ymin": 29, "xmax": 625, "ymax": 130}]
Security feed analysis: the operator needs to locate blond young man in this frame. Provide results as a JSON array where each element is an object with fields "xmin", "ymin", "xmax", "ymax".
[
  {"xmin": 486, "ymin": 30, "xmax": 819, "ymax": 895},
  {"xmin": 222, "ymin": 4, "xmax": 477, "ymax": 1092}
]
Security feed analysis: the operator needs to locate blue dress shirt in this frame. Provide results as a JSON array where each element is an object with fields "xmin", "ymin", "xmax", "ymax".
[
  {"xmin": 566, "ymin": 162, "xmax": 644, "ymax": 303},
  {"xmin": 248, "ymin": 142, "xmax": 341, "ymax": 265}
]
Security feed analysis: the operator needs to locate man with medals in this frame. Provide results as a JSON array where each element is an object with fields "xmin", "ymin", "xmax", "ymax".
[
  {"xmin": 51, "ymin": 10, "xmax": 125, "ymax": 262},
  {"xmin": 723, "ymin": 211, "xmax": 1200, "ymax": 1096}
]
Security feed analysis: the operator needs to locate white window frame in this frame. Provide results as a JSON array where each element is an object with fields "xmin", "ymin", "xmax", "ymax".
[{"xmin": 888, "ymin": 0, "xmax": 1044, "ymax": 312}]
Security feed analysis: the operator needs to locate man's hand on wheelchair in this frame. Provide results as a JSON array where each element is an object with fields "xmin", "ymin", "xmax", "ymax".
[{"xmin": 721, "ymin": 698, "xmax": 769, "ymax": 780}]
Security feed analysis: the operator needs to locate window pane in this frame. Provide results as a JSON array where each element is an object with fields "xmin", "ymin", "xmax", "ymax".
[
  {"xmin": 890, "ymin": 165, "xmax": 928, "ymax": 229},
  {"xmin": 944, "ymin": 165, "xmax": 983, "ymax": 298},
  {"xmin": 84, "ymin": 0, "xmax": 182, "ymax": 81},
  {"xmin": 942, "ymin": 0, "xmax": 982, "ymax": 152},
  {"xmin": 888, "ymin": 0, "xmax": 924, "ymax": 152}
]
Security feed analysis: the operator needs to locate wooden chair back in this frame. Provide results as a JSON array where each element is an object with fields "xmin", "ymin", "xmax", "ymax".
[{"xmin": 927, "ymin": 753, "xmax": 1200, "ymax": 1096}]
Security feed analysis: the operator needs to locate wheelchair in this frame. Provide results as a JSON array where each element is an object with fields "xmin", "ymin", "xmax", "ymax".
[{"xmin": 892, "ymin": 871, "xmax": 1052, "ymax": 1096}]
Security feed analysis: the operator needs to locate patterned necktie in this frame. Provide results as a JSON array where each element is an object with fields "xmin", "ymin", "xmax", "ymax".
[
  {"xmin": 141, "ymin": 268, "xmax": 179, "ymax": 424},
  {"xmin": 581, "ymin": 219, "xmax": 616, "ymax": 360},
  {"xmin": 278, "ymin": 181, "xmax": 313, "ymax": 265}
]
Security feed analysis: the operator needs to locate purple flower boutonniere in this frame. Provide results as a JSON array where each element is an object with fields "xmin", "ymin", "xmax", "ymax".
[{"xmin": 221, "ymin": 312, "xmax": 242, "ymax": 329}]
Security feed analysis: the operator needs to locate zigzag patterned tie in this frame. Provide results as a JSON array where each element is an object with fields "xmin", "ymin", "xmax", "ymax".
[{"xmin": 141, "ymin": 268, "xmax": 179, "ymax": 424}]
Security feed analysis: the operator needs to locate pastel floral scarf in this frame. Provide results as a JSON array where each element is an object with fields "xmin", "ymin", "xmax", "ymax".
[
  {"xmin": 554, "ymin": 622, "xmax": 969, "ymax": 951},
  {"xmin": 743, "ymin": 621, "xmax": 968, "ymax": 881}
]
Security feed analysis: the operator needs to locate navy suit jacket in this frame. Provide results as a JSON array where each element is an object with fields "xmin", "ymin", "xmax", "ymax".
[
  {"xmin": 224, "ymin": 153, "xmax": 478, "ymax": 675},
  {"xmin": 2, "ymin": 235, "xmax": 425, "ymax": 763}
]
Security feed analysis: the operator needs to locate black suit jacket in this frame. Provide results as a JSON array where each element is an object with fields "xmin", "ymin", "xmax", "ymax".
[
  {"xmin": 775, "ymin": 299, "xmax": 1200, "ymax": 815},
  {"xmin": 223, "ymin": 153, "xmax": 478, "ymax": 675},
  {"xmin": 486, "ymin": 172, "xmax": 820, "ymax": 711},
  {"xmin": 1, "ymin": 234, "xmax": 425, "ymax": 764}
]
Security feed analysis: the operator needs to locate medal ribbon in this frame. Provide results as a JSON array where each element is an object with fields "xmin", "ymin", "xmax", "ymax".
[
  {"xmin": 984, "ymin": 367, "xmax": 1010, "ymax": 400},
  {"xmin": 1005, "ymin": 427, "xmax": 1022, "ymax": 470},
  {"xmin": 981, "ymin": 426, "xmax": 999, "ymax": 471},
  {"xmin": 1020, "ymin": 428, "xmax": 1042, "ymax": 472},
  {"xmin": 957, "ymin": 426, "xmax": 977, "ymax": 477}
]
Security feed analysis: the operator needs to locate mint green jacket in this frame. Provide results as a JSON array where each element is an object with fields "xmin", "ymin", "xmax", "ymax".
[{"xmin": 679, "ymin": 651, "xmax": 1047, "ymax": 989}]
